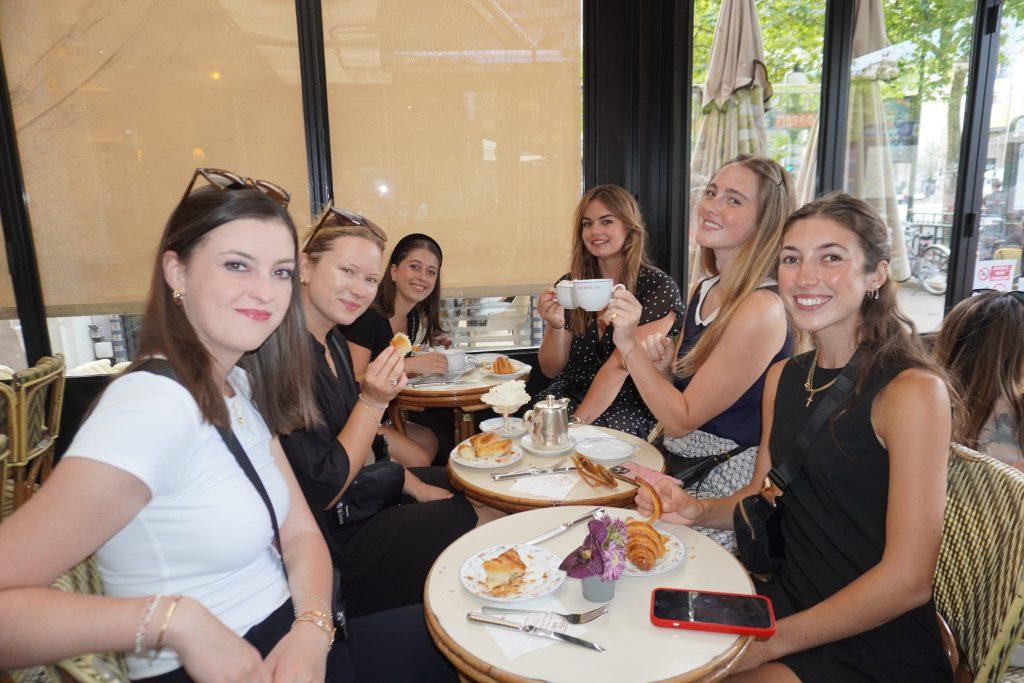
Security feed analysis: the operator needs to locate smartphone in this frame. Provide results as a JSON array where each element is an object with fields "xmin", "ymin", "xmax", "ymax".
[{"xmin": 650, "ymin": 588, "xmax": 776, "ymax": 637}]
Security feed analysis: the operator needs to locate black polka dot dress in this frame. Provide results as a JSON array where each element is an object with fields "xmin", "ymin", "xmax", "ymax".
[{"xmin": 541, "ymin": 265, "xmax": 684, "ymax": 437}]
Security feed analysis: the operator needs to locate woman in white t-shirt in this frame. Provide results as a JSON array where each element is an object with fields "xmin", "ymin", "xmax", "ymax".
[{"xmin": 0, "ymin": 174, "xmax": 455, "ymax": 682}]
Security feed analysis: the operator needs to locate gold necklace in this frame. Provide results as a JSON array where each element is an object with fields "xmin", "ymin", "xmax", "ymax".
[
  {"xmin": 803, "ymin": 348, "xmax": 838, "ymax": 407},
  {"xmin": 228, "ymin": 397, "xmax": 245, "ymax": 426}
]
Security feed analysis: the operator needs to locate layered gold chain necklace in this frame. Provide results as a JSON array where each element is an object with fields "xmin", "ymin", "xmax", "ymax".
[{"xmin": 803, "ymin": 348, "xmax": 838, "ymax": 407}]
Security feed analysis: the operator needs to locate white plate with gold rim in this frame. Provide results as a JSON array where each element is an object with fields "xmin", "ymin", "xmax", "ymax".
[{"xmin": 459, "ymin": 544, "xmax": 565, "ymax": 603}]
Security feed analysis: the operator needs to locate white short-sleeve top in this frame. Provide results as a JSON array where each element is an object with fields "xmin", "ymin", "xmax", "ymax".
[{"xmin": 65, "ymin": 366, "xmax": 290, "ymax": 679}]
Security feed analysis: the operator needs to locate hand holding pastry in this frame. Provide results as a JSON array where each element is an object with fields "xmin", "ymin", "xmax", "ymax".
[
  {"xmin": 538, "ymin": 288, "xmax": 567, "ymax": 330},
  {"xmin": 635, "ymin": 477, "xmax": 703, "ymax": 526},
  {"xmin": 361, "ymin": 346, "xmax": 407, "ymax": 405},
  {"xmin": 634, "ymin": 478, "xmax": 662, "ymax": 522}
]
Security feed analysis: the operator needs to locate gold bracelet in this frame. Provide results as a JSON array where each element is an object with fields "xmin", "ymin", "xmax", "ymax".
[
  {"xmin": 358, "ymin": 395, "xmax": 389, "ymax": 411},
  {"xmin": 294, "ymin": 612, "xmax": 335, "ymax": 645},
  {"xmin": 617, "ymin": 345, "xmax": 635, "ymax": 371},
  {"xmin": 153, "ymin": 596, "xmax": 183, "ymax": 655}
]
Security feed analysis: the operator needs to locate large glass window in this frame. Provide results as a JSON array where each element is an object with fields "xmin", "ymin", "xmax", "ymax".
[
  {"xmin": 321, "ymin": 0, "xmax": 583, "ymax": 296},
  {"xmin": 843, "ymin": 0, "xmax": 976, "ymax": 332},
  {"xmin": 690, "ymin": 0, "xmax": 826, "ymax": 286},
  {"xmin": 976, "ymin": 0, "xmax": 1024, "ymax": 294},
  {"xmin": 1, "ymin": 0, "xmax": 310, "ymax": 370}
]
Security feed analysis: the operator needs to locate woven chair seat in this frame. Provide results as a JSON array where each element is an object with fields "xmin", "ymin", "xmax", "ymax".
[
  {"xmin": 935, "ymin": 444, "xmax": 1024, "ymax": 682},
  {"xmin": 1002, "ymin": 666, "xmax": 1024, "ymax": 682}
]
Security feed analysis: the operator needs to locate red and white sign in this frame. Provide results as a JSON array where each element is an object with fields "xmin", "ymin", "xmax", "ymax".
[{"xmin": 972, "ymin": 259, "xmax": 1018, "ymax": 291}]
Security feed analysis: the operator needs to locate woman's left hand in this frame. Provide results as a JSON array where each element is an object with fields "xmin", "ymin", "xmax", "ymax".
[
  {"xmin": 601, "ymin": 287, "xmax": 643, "ymax": 350},
  {"xmin": 265, "ymin": 624, "xmax": 330, "ymax": 683}
]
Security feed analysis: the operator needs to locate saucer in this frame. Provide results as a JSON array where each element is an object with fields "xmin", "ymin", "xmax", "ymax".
[
  {"xmin": 519, "ymin": 434, "xmax": 577, "ymax": 457},
  {"xmin": 480, "ymin": 417, "xmax": 527, "ymax": 437}
]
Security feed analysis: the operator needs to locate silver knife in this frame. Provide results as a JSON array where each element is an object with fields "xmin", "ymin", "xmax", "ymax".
[
  {"xmin": 466, "ymin": 612, "xmax": 605, "ymax": 653},
  {"xmin": 491, "ymin": 466, "xmax": 577, "ymax": 481},
  {"xmin": 523, "ymin": 508, "xmax": 602, "ymax": 545}
]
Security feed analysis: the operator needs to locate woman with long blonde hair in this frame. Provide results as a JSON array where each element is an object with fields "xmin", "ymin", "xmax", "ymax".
[
  {"xmin": 606, "ymin": 156, "xmax": 794, "ymax": 549},
  {"xmin": 537, "ymin": 184, "xmax": 684, "ymax": 437}
]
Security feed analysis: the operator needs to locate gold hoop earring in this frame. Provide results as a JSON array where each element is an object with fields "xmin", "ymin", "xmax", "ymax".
[{"xmin": 172, "ymin": 290, "xmax": 185, "ymax": 306}]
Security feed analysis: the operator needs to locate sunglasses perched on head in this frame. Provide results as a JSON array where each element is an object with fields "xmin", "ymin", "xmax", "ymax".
[
  {"xmin": 181, "ymin": 167, "xmax": 291, "ymax": 207},
  {"xmin": 301, "ymin": 202, "xmax": 387, "ymax": 250},
  {"xmin": 972, "ymin": 288, "xmax": 1024, "ymax": 304}
]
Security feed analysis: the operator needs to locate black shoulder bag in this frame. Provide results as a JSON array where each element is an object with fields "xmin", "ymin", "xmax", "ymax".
[
  {"xmin": 324, "ymin": 335, "xmax": 405, "ymax": 526},
  {"xmin": 658, "ymin": 438, "xmax": 749, "ymax": 489},
  {"xmin": 131, "ymin": 359, "xmax": 350, "ymax": 637},
  {"xmin": 733, "ymin": 352, "xmax": 860, "ymax": 576}
]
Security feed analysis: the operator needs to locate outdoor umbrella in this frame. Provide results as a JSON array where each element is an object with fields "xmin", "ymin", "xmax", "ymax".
[
  {"xmin": 688, "ymin": 0, "xmax": 772, "ymax": 287},
  {"xmin": 845, "ymin": 0, "xmax": 910, "ymax": 280}
]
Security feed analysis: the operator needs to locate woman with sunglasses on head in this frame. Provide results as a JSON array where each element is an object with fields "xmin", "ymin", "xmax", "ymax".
[
  {"xmin": 0, "ymin": 172, "xmax": 455, "ymax": 682},
  {"xmin": 637, "ymin": 194, "xmax": 954, "ymax": 681},
  {"xmin": 342, "ymin": 233, "xmax": 449, "ymax": 465},
  {"xmin": 537, "ymin": 184, "xmax": 684, "ymax": 438},
  {"xmin": 606, "ymin": 157, "xmax": 794, "ymax": 549},
  {"xmin": 279, "ymin": 213, "xmax": 486, "ymax": 619},
  {"xmin": 933, "ymin": 290, "xmax": 1024, "ymax": 471}
]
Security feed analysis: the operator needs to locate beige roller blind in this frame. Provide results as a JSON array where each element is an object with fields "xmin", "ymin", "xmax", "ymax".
[
  {"xmin": 1, "ymin": 0, "xmax": 311, "ymax": 316},
  {"xmin": 321, "ymin": 0, "xmax": 582, "ymax": 294},
  {"xmin": 0, "ymin": 218, "xmax": 15, "ymax": 318}
]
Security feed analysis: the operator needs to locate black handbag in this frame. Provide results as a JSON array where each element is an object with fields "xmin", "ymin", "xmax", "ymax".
[
  {"xmin": 733, "ymin": 352, "xmax": 860, "ymax": 576},
  {"xmin": 131, "ymin": 359, "xmax": 351, "ymax": 637},
  {"xmin": 659, "ymin": 437, "xmax": 749, "ymax": 489}
]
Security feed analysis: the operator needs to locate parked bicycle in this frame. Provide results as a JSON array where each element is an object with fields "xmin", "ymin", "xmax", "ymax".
[{"xmin": 900, "ymin": 222, "xmax": 950, "ymax": 295}]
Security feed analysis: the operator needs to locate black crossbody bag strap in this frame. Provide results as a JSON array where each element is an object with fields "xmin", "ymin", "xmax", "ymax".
[
  {"xmin": 131, "ymin": 359, "xmax": 288, "ymax": 580},
  {"xmin": 768, "ymin": 350, "xmax": 862, "ymax": 491}
]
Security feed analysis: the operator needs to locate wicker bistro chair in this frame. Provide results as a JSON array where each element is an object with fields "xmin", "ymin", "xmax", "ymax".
[
  {"xmin": 934, "ymin": 444, "xmax": 1024, "ymax": 682},
  {"xmin": 3, "ymin": 557, "xmax": 129, "ymax": 683},
  {"xmin": 1, "ymin": 356, "xmax": 66, "ymax": 518}
]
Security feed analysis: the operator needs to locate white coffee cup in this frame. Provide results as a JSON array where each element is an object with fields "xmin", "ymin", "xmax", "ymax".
[
  {"xmin": 443, "ymin": 349, "xmax": 467, "ymax": 373},
  {"xmin": 555, "ymin": 280, "xmax": 577, "ymax": 309},
  {"xmin": 573, "ymin": 279, "xmax": 626, "ymax": 311}
]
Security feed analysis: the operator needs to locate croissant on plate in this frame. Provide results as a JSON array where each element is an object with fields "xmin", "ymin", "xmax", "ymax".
[
  {"xmin": 492, "ymin": 356, "xmax": 516, "ymax": 374},
  {"xmin": 626, "ymin": 519, "xmax": 667, "ymax": 571}
]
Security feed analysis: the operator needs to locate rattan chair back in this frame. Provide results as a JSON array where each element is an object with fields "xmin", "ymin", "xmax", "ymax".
[
  {"xmin": 934, "ymin": 444, "xmax": 1024, "ymax": 682},
  {"xmin": 11, "ymin": 355, "xmax": 66, "ymax": 466}
]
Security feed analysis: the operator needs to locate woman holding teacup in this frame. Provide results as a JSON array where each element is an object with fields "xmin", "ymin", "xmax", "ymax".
[
  {"xmin": 537, "ymin": 184, "xmax": 684, "ymax": 437},
  {"xmin": 342, "ymin": 232, "xmax": 452, "ymax": 464},
  {"xmin": 605, "ymin": 156, "xmax": 795, "ymax": 549}
]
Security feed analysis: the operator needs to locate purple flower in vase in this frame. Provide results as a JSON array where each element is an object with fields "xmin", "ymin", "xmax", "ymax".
[{"xmin": 559, "ymin": 517, "xmax": 628, "ymax": 582}]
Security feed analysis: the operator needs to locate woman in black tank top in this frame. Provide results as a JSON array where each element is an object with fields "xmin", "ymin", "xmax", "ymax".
[{"xmin": 637, "ymin": 194, "xmax": 955, "ymax": 682}]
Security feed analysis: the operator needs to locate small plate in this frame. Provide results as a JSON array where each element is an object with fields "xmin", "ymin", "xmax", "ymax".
[
  {"xmin": 575, "ymin": 437, "xmax": 636, "ymax": 463},
  {"xmin": 459, "ymin": 544, "xmax": 565, "ymax": 602},
  {"xmin": 470, "ymin": 354, "xmax": 531, "ymax": 378},
  {"xmin": 450, "ymin": 440, "xmax": 524, "ymax": 469},
  {"xmin": 520, "ymin": 434, "xmax": 577, "ymax": 457},
  {"xmin": 480, "ymin": 417, "xmax": 527, "ymax": 437}
]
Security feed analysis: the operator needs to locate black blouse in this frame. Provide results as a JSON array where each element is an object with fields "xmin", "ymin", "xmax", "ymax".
[{"xmin": 279, "ymin": 328, "xmax": 357, "ymax": 540}]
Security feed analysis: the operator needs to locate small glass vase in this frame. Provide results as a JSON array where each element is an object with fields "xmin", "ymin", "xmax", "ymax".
[{"xmin": 581, "ymin": 575, "xmax": 617, "ymax": 602}]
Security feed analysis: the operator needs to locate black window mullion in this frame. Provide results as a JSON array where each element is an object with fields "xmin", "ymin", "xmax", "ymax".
[
  {"xmin": 295, "ymin": 0, "xmax": 334, "ymax": 218},
  {"xmin": 946, "ymin": 0, "xmax": 1004, "ymax": 310},
  {"xmin": 815, "ymin": 0, "xmax": 855, "ymax": 196},
  {"xmin": 0, "ymin": 46, "xmax": 51, "ymax": 364}
]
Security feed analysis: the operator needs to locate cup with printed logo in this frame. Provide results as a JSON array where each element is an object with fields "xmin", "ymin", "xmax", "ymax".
[
  {"xmin": 555, "ymin": 280, "xmax": 577, "ymax": 309},
  {"xmin": 573, "ymin": 280, "xmax": 626, "ymax": 311}
]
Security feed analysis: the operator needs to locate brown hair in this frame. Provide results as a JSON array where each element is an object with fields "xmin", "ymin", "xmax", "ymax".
[
  {"xmin": 783, "ymin": 193, "xmax": 956, "ymax": 419},
  {"xmin": 933, "ymin": 292, "xmax": 1024, "ymax": 450},
  {"xmin": 133, "ymin": 186, "xmax": 321, "ymax": 434},
  {"xmin": 678, "ymin": 155, "xmax": 796, "ymax": 377},
  {"xmin": 566, "ymin": 184, "xmax": 653, "ymax": 336},
  {"xmin": 375, "ymin": 234, "xmax": 446, "ymax": 342}
]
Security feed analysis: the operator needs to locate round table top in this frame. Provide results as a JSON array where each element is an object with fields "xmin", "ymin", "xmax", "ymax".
[
  {"xmin": 447, "ymin": 426, "xmax": 665, "ymax": 512},
  {"xmin": 424, "ymin": 505, "xmax": 754, "ymax": 683},
  {"xmin": 399, "ymin": 353, "xmax": 531, "ymax": 400}
]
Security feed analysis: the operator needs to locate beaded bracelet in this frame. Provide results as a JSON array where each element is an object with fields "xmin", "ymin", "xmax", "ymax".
[
  {"xmin": 296, "ymin": 593, "xmax": 331, "ymax": 617},
  {"xmin": 134, "ymin": 595, "xmax": 162, "ymax": 657}
]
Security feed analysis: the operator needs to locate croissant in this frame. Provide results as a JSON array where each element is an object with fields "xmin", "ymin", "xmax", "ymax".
[
  {"xmin": 469, "ymin": 431, "xmax": 513, "ymax": 457},
  {"xmin": 626, "ymin": 520, "xmax": 667, "ymax": 571},
  {"xmin": 492, "ymin": 356, "xmax": 516, "ymax": 374}
]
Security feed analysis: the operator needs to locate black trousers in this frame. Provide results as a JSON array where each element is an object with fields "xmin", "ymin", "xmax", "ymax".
[{"xmin": 136, "ymin": 600, "xmax": 455, "ymax": 683}]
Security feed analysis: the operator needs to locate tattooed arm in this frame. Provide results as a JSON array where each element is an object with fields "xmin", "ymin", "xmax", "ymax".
[{"xmin": 977, "ymin": 396, "xmax": 1024, "ymax": 472}]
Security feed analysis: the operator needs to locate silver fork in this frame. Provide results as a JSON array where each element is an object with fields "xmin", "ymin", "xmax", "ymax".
[{"xmin": 481, "ymin": 603, "xmax": 609, "ymax": 625}]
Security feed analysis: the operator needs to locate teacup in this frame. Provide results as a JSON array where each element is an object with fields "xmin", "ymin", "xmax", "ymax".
[
  {"xmin": 574, "ymin": 279, "xmax": 626, "ymax": 311},
  {"xmin": 555, "ymin": 280, "xmax": 577, "ymax": 309},
  {"xmin": 443, "ymin": 348, "xmax": 467, "ymax": 373}
]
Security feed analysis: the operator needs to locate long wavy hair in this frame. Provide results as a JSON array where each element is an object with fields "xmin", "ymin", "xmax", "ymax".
[
  {"xmin": 374, "ymin": 233, "xmax": 446, "ymax": 342},
  {"xmin": 783, "ymin": 193, "xmax": 956, "ymax": 423},
  {"xmin": 133, "ymin": 186, "xmax": 321, "ymax": 434},
  {"xmin": 566, "ymin": 184, "xmax": 653, "ymax": 336},
  {"xmin": 933, "ymin": 291, "xmax": 1024, "ymax": 451},
  {"xmin": 677, "ymin": 155, "xmax": 796, "ymax": 377}
]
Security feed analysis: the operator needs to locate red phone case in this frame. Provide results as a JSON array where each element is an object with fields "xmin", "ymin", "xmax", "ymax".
[{"xmin": 649, "ymin": 587, "xmax": 776, "ymax": 638}]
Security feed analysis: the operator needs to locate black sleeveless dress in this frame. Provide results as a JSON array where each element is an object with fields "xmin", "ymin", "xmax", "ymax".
[{"xmin": 758, "ymin": 350, "xmax": 952, "ymax": 682}]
